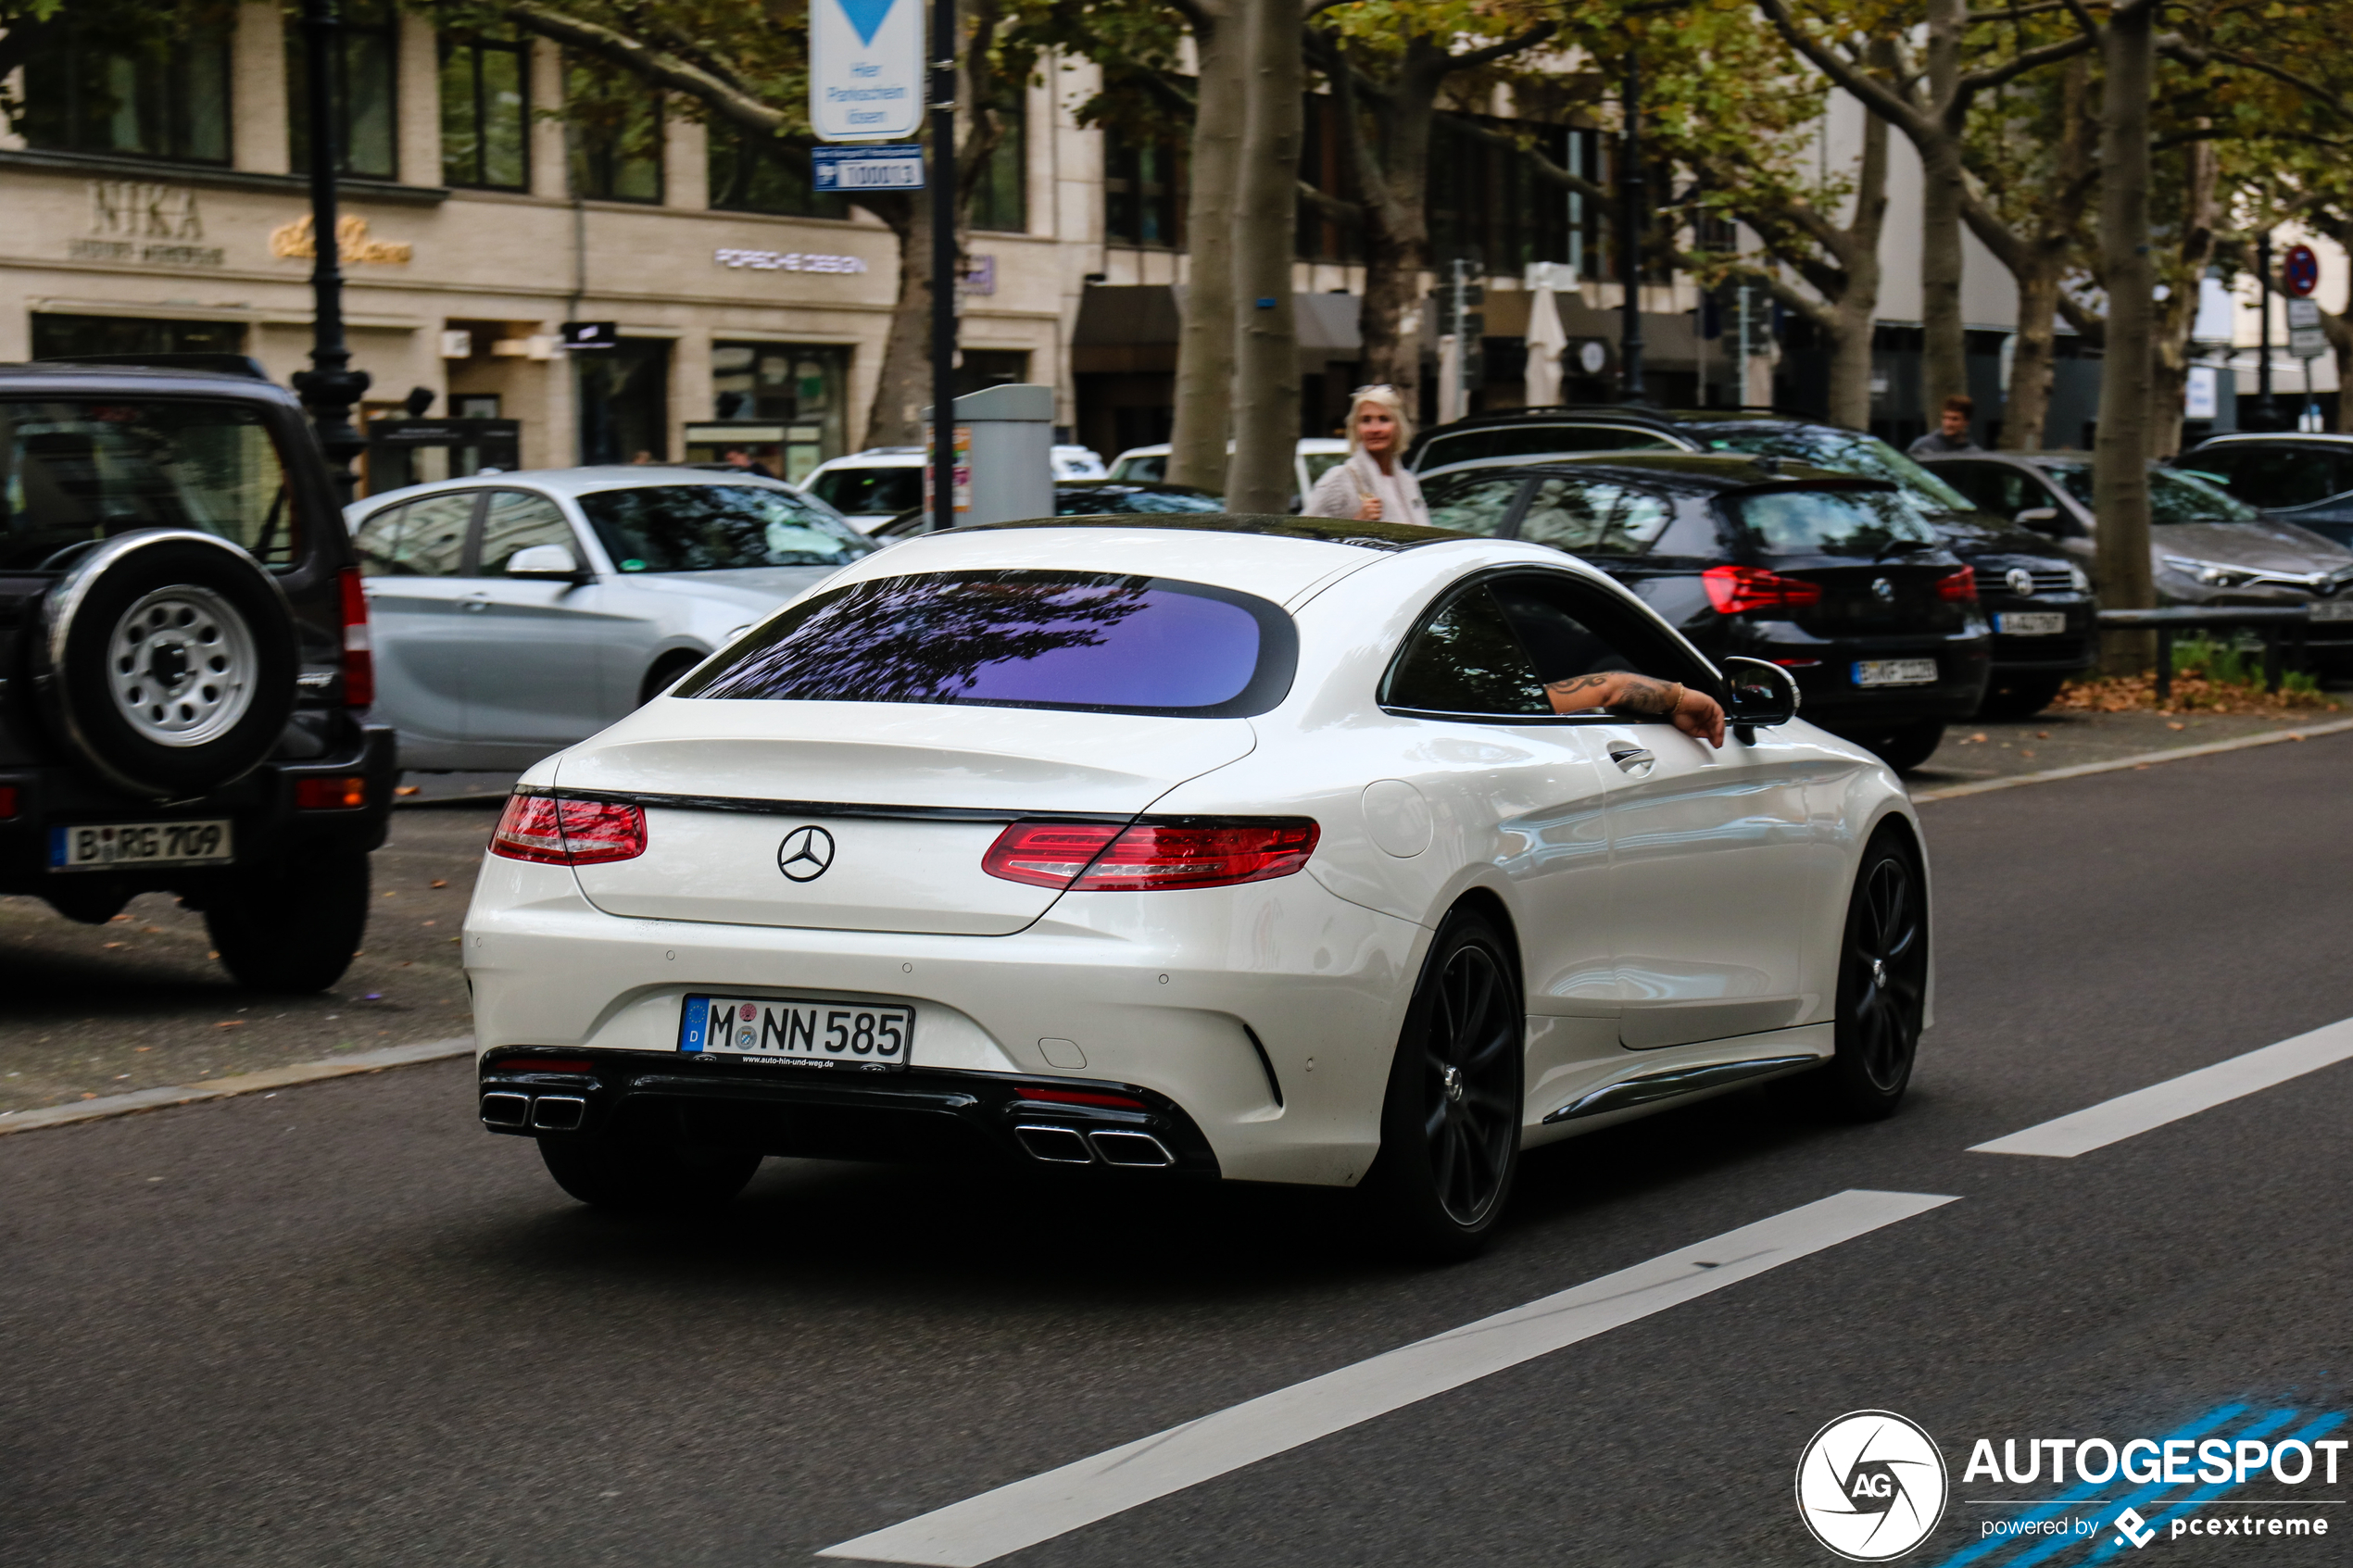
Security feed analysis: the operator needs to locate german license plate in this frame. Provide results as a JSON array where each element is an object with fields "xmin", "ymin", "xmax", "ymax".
[
  {"xmin": 678, "ymin": 994, "xmax": 913, "ymax": 1072},
  {"xmin": 50, "ymin": 819, "xmax": 233, "ymax": 872},
  {"xmin": 1852, "ymin": 659, "xmax": 1938, "ymax": 687},
  {"xmin": 2312, "ymin": 600, "xmax": 2353, "ymax": 622},
  {"xmin": 1996, "ymin": 611, "xmax": 2068, "ymax": 635}
]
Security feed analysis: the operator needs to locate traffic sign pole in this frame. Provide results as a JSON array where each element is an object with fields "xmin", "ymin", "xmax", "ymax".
[{"xmin": 929, "ymin": 0, "xmax": 956, "ymax": 534}]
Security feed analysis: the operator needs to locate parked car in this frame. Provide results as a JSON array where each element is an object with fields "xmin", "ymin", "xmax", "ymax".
[
  {"xmin": 0, "ymin": 357, "xmax": 395, "ymax": 991},
  {"xmin": 348, "ymin": 467, "xmax": 874, "ymax": 773},
  {"xmin": 2171, "ymin": 433, "xmax": 2353, "ymax": 548},
  {"xmin": 802, "ymin": 446, "xmax": 926, "ymax": 530},
  {"xmin": 1420, "ymin": 454, "xmax": 1991, "ymax": 771},
  {"xmin": 871, "ymin": 480, "xmax": 1227, "ymax": 538},
  {"xmin": 1415, "ymin": 408, "xmax": 2094, "ymax": 717},
  {"xmin": 1919, "ymin": 451, "xmax": 2353, "ymax": 670},
  {"xmin": 1107, "ymin": 437, "xmax": 1349, "ymax": 505},
  {"xmin": 469, "ymin": 512, "xmax": 1925, "ymax": 1258},
  {"xmin": 1051, "ymin": 444, "xmax": 1110, "ymax": 479}
]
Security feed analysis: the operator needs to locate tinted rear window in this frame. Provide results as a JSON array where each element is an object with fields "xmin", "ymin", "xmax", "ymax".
[
  {"xmin": 0, "ymin": 398, "xmax": 296, "ymax": 571},
  {"xmin": 1727, "ymin": 487, "xmax": 1941, "ymax": 556},
  {"xmin": 573, "ymin": 483, "xmax": 874, "ymax": 571},
  {"xmin": 2050, "ymin": 464, "xmax": 2258, "ymax": 524},
  {"xmin": 676, "ymin": 570, "xmax": 1297, "ymax": 717},
  {"xmin": 810, "ymin": 465, "xmax": 925, "ymax": 515},
  {"xmin": 1697, "ymin": 424, "xmax": 1975, "ymax": 513}
]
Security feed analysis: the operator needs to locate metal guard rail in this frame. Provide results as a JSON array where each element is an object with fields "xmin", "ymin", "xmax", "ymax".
[{"xmin": 2095, "ymin": 605, "xmax": 2342, "ymax": 698}]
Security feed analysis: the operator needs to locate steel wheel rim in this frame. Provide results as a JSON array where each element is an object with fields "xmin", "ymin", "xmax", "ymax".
[
  {"xmin": 1422, "ymin": 941, "xmax": 1518, "ymax": 1225},
  {"xmin": 107, "ymin": 585, "xmax": 257, "ymax": 747},
  {"xmin": 1844, "ymin": 854, "xmax": 1924, "ymax": 1091}
]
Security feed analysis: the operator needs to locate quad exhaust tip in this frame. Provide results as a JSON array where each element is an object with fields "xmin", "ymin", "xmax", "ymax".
[
  {"xmin": 529, "ymin": 1095, "xmax": 587, "ymax": 1132},
  {"xmin": 480, "ymin": 1091, "xmax": 531, "ymax": 1128},
  {"xmin": 1013, "ymin": 1123, "xmax": 1095, "ymax": 1163},
  {"xmin": 1088, "ymin": 1130, "xmax": 1175, "ymax": 1167}
]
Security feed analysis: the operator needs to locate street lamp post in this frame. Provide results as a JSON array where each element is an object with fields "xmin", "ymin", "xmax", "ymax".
[
  {"xmin": 1617, "ymin": 55, "xmax": 1646, "ymax": 405},
  {"xmin": 928, "ymin": 0, "xmax": 957, "ymax": 533},
  {"xmin": 289, "ymin": 0, "xmax": 370, "ymax": 506},
  {"xmin": 2255, "ymin": 229, "xmax": 2276, "ymax": 431}
]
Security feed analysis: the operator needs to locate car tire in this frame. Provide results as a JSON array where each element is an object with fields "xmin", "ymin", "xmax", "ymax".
[
  {"xmin": 1782, "ymin": 829, "xmax": 1928, "ymax": 1122},
  {"xmin": 35, "ymin": 532, "xmax": 298, "ymax": 797},
  {"xmin": 538, "ymin": 1126, "xmax": 762, "ymax": 1210},
  {"xmin": 1976, "ymin": 672, "xmax": 2065, "ymax": 721},
  {"xmin": 1857, "ymin": 720, "xmax": 1945, "ymax": 775},
  {"xmin": 203, "ymin": 847, "xmax": 370, "ymax": 993},
  {"xmin": 637, "ymin": 650, "xmax": 705, "ymax": 707},
  {"xmin": 1363, "ymin": 908, "xmax": 1524, "ymax": 1261}
]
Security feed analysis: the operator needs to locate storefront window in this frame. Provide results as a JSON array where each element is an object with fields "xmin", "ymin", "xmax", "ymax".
[
  {"xmin": 19, "ymin": 11, "xmax": 232, "ymax": 164},
  {"xmin": 439, "ymin": 32, "xmax": 530, "ymax": 191},
  {"xmin": 288, "ymin": 0, "xmax": 397, "ymax": 180},
  {"xmin": 1104, "ymin": 132, "xmax": 1182, "ymax": 249},
  {"xmin": 707, "ymin": 344, "xmax": 849, "ymax": 482},
  {"xmin": 31, "ymin": 314, "xmax": 246, "ymax": 361},
  {"xmin": 565, "ymin": 55, "xmax": 662, "ymax": 203},
  {"xmin": 709, "ymin": 132, "xmax": 849, "ymax": 219},
  {"xmin": 576, "ymin": 339, "xmax": 672, "ymax": 466}
]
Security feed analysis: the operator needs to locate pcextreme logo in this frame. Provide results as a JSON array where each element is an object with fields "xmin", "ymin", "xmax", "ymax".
[{"xmin": 1797, "ymin": 1410, "xmax": 1951, "ymax": 1561}]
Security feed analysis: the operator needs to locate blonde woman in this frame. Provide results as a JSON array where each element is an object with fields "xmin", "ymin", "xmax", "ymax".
[{"xmin": 1303, "ymin": 384, "xmax": 1429, "ymax": 525}]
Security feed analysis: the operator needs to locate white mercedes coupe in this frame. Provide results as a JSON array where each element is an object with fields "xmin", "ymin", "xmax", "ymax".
[{"xmin": 465, "ymin": 514, "xmax": 1930, "ymax": 1257}]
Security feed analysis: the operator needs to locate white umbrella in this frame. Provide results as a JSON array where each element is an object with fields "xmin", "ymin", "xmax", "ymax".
[{"xmin": 1525, "ymin": 283, "xmax": 1567, "ymax": 408}]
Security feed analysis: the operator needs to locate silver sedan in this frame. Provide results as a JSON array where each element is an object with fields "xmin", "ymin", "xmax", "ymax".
[{"xmin": 347, "ymin": 466, "xmax": 874, "ymax": 772}]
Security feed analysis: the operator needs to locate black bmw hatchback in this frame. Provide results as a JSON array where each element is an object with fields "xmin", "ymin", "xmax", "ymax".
[{"xmin": 1422, "ymin": 453, "xmax": 1992, "ymax": 771}]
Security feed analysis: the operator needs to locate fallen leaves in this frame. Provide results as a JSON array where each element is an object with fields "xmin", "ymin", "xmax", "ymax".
[
  {"xmin": 429, "ymin": 880, "xmax": 447, "ymax": 889},
  {"xmin": 213, "ymin": 1021, "xmax": 244, "ymax": 1029},
  {"xmin": 395, "ymin": 784, "xmax": 422, "ymax": 797}
]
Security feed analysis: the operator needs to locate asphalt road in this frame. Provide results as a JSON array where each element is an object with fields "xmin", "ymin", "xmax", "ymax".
[{"xmin": 5, "ymin": 736, "xmax": 2352, "ymax": 1567}]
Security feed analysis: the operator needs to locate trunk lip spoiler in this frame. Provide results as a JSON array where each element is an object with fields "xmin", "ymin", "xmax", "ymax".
[{"xmin": 513, "ymin": 784, "xmax": 1133, "ymax": 826}]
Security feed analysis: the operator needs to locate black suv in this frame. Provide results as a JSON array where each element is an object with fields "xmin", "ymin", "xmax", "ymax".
[
  {"xmin": 1420, "ymin": 454, "xmax": 1991, "ymax": 771},
  {"xmin": 1408, "ymin": 408, "xmax": 2095, "ymax": 716},
  {"xmin": 0, "ymin": 360, "xmax": 395, "ymax": 990}
]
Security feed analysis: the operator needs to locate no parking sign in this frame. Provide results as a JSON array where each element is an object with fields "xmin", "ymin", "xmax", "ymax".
[{"xmin": 2283, "ymin": 243, "xmax": 2320, "ymax": 298}]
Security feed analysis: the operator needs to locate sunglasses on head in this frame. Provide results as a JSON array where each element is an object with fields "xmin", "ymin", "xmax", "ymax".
[{"xmin": 1350, "ymin": 384, "xmax": 1399, "ymax": 398}]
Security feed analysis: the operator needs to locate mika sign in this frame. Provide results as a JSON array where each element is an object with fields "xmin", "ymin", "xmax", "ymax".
[{"xmin": 810, "ymin": 0, "xmax": 923, "ymax": 142}]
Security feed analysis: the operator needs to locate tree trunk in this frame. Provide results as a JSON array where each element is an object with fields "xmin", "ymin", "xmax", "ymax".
[
  {"xmin": 2003, "ymin": 264, "xmax": 2061, "ymax": 449},
  {"xmin": 861, "ymin": 197, "xmax": 932, "ymax": 446},
  {"xmin": 1168, "ymin": 3, "xmax": 1242, "ymax": 491},
  {"xmin": 1351, "ymin": 47, "xmax": 1440, "ymax": 408},
  {"xmin": 1824, "ymin": 96, "xmax": 1890, "ymax": 431},
  {"xmin": 1918, "ymin": 0, "xmax": 1968, "ymax": 420},
  {"xmin": 2093, "ymin": 2, "xmax": 2158, "ymax": 668},
  {"xmin": 1227, "ymin": 0, "xmax": 1303, "ymax": 512},
  {"xmin": 2148, "ymin": 136, "xmax": 2217, "ymax": 459}
]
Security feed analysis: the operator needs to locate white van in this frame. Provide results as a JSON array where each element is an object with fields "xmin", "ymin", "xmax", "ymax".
[{"xmin": 1107, "ymin": 438, "xmax": 1349, "ymax": 508}]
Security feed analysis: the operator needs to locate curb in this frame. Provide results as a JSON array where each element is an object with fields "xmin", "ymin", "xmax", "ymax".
[
  {"xmin": 0, "ymin": 1035, "xmax": 475, "ymax": 1137},
  {"xmin": 1909, "ymin": 714, "xmax": 2353, "ymax": 805}
]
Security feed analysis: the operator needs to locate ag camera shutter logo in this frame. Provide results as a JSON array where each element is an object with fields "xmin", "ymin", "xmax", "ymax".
[{"xmin": 1796, "ymin": 1410, "xmax": 1949, "ymax": 1561}]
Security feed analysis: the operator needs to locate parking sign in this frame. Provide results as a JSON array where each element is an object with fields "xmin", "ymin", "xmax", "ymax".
[{"xmin": 810, "ymin": 0, "xmax": 924, "ymax": 142}]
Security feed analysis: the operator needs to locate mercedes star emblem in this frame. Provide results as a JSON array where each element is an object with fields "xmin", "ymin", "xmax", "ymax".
[{"xmin": 777, "ymin": 824, "xmax": 836, "ymax": 883}]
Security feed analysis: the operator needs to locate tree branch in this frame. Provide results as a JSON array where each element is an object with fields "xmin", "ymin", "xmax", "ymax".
[
  {"xmin": 500, "ymin": 1, "xmax": 785, "ymax": 134},
  {"xmin": 1441, "ymin": 112, "xmax": 1608, "ymax": 202},
  {"xmin": 1753, "ymin": 0, "xmax": 1932, "ymax": 141}
]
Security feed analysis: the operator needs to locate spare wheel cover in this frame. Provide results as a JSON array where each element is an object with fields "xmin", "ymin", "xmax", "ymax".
[{"xmin": 39, "ymin": 530, "xmax": 298, "ymax": 797}]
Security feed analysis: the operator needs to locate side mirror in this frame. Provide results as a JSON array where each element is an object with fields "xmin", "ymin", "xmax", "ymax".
[
  {"xmin": 506, "ymin": 543, "xmax": 586, "ymax": 581},
  {"xmin": 2014, "ymin": 507, "xmax": 2063, "ymax": 534},
  {"xmin": 1722, "ymin": 656, "xmax": 1799, "ymax": 740}
]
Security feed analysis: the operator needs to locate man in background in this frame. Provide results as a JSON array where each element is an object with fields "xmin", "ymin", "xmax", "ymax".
[{"xmin": 1908, "ymin": 395, "xmax": 1981, "ymax": 457}]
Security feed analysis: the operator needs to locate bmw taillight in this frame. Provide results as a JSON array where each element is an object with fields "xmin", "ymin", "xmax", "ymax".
[
  {"xmin": 983, "ymin": 819, "xmax": 1319, "ymax": 892},
  {"xmin": 1703, "ymin": 564, "xmax": 1824, "ymax": 614},
  {"xmin": 489, "ymin": 796, "xmax": 648, "ymax": 865},
  {"xmin": 1936, "ymin": 566, "xmax": 1978, "ymax": 601},
  {"xmin": 337, "ymin": 566, "xmax": 374, "ymax": 708}
]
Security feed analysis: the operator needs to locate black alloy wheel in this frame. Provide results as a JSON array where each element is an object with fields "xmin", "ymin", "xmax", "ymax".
[
  {"xmin": 1366, "ymin": 909, "xmax": 1524, "ymax": 1260},
  {"xmin": 1809, "ymin": 831, "xmax": 1929, "ymax": 1120}
]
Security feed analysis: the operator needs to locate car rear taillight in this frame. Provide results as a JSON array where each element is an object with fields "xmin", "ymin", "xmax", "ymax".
[
  {"xmin": 1013, "ymin": 1085, "xmax": 1149, "ymax": 1110},
  {"xmin": 1936, "ymin": 566, "xmax": 1978, "ymax": 601},
  {"xmin": 983, "ymin": 818, "xmax": 1319, "ymax": 892},
  {"xmin": 295, "ymin": 775, "xmax": 367, "ymax": 809},
  {"xmin": 1703, "ymin": 564, "xmax": 1824, "ymax": 614},
  {"xmin": 489, "ymin": 796, "xmax": 648, "ymax": 865},
  {"xmin": 0, "ymin": 786, "xmax": 16, "ymax": 820},
  {"xmin": 337, "ymin": 566, "xmax": 374, "ymax": 708}
]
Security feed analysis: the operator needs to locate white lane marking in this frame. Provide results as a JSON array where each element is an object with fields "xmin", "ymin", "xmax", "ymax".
[
  {"xmin": 1971, "ymin": 1016, "xmax": 2353, "ymax": 1159},
  {"xmin": 819, "ymin": 1188, "xmax": 1957, "ymax": 1567},
  {"xmin": 0, "ymin": 1035, "xmax": 475, "ymax": 1137},
  {"xmin": 1907, "ymin": 717, "xmax": 2353, "ymax": 805}
]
